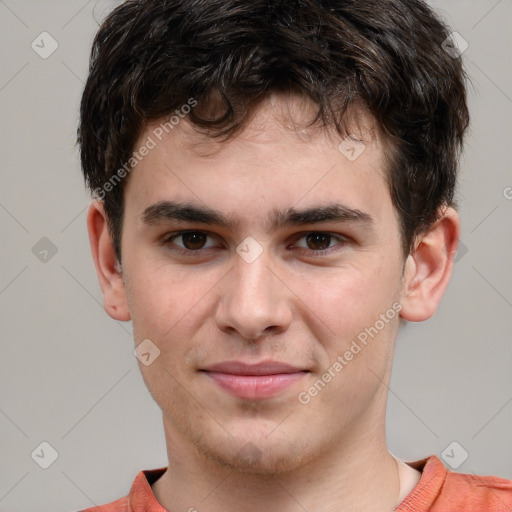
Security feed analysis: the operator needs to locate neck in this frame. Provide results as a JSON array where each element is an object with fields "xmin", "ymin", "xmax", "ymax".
[{"xmin": 152, "ymin": 418, "xmax": 420, "ymax": 512}]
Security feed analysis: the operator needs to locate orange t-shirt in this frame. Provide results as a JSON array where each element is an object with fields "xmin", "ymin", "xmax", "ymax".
[{"xmin": 79, "ymin": 455, "xmax": 512, "ymax": 512}]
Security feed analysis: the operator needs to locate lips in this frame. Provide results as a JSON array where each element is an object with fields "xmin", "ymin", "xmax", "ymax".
[
  {"xmin": 201, "ymin": 360, "xmax": 309, "ymax": 400},
  {"xmin": 203, "ymin": 360, "xmax": 306, "ymax": 375}
]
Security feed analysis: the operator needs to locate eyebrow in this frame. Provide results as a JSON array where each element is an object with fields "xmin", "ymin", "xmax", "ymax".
[{"xmin": 142, "ymin": 200, "xmax": 374, "ymax": 232}]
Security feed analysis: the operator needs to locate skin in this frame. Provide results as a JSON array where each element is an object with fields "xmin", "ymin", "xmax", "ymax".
[{"xmin": 88, "ymin": 94, "xmax": 459, "ymax": 512}]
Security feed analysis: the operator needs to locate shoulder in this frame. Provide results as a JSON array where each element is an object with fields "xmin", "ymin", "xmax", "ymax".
[
  {"xmin": 74, "ymin": 467, "xmax": 167, "ymax": 512},
  {"xmin": 78, "ymin": 495, "xmax": 130, "ymax": 512},
  {"xmin": 440, "ymin": 469, "xmax": 512, "ymax": 511},
  {"xmin": 400, "ymin": 455, "xmax": 512, "ymax": 512}
]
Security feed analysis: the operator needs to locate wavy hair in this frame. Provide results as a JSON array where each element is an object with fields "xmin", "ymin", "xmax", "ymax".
[{"xmin": 78, "ymin": 0, "xmax": 470, "ymax": 261}]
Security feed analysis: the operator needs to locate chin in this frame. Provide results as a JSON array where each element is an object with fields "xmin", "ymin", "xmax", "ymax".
[{"xmin": 196, "ymin": 433, "xmax": 312, "ymax": 475}]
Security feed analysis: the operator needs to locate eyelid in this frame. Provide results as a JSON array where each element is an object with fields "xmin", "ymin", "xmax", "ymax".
[
  {"xmin": 161, "ymin": 229, "xmax": 218, "ymax": 245},
  {"xmin": 158, "ymin": 232, "xmax": 212, "ymax": 258},
  {"xmin": 289, "ymin": 231, "xmax": 351, "ymax": 253}
]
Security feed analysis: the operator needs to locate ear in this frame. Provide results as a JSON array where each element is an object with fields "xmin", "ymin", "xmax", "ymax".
[
  {"xmin": 399, "ymin": 207, "xmax": 460, "ymax": 322},
  {"xmin": 87, "ymin": 201, "xmax": 131, "ymax": 321}
]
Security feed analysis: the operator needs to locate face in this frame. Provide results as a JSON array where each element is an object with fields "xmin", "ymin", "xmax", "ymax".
[{"xmin": 119, "ymin": 95, "xmax": 407, "ymax": 473}]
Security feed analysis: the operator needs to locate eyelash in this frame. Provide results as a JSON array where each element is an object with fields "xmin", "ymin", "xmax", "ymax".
[{"xmin": 160, "ymin": 230, "xmax": 350, "ymax": 257}]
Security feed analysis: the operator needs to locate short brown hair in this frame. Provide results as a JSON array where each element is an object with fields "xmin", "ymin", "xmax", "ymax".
[{"xmin": 78, "ymin": 0, "xmax": 469, "ymax": 262}]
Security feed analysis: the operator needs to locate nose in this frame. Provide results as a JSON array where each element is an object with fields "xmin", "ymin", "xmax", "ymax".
[{"xmin": 215, "ymin": 249, "xmax": 293, "ymax": 341}]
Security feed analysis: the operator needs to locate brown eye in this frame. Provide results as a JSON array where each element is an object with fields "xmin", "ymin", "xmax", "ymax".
[
  {"xmin": 305, "ymin": 232, "xmax": 333, "ymax": 250},
  {"xmin": 292, "ymin": 231, "xmax": 349, "ymax": 255},
  {"xmin": 180, "ymin": 232, "xmax": 208, "ymax": 250},
  {"xmin": 163, "ymin": 231, "xmax": 216, "ymax": 252}
]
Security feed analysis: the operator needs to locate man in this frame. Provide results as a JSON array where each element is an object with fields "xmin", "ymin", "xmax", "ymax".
[{"xmin": 77, "ymin": 0, "xmax": 512, "ymax": 511}]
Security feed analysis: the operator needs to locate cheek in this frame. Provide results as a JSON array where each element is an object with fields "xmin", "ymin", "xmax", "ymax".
[
  {"xmin": 125, "ymin": 259, "xmax": 227, "ymax": 384},
  {"xmin": 293, "ymin": 267, "xmax": 401, "ymax": 424},
  {"xmin": 292, "ymin": 261, "xmax": 400, "ymax": 342},
  {"xmin": 126, "ymin": 256, "xmax": 214, "ymax": 334}
]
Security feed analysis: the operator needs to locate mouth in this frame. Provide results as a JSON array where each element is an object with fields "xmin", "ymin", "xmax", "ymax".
[{"xmin": 200, "ymin": 360, "xmax": 310, "ymax": 400}]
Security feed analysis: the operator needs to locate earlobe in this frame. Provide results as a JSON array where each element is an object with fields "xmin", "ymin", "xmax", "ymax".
[
  {"xmin": 87, "ymin": 201, "xmax": 131, "ymax": 322},
  {"xmin": 399, "ymin": 207, "xmax": 460, "ymax": 322}
]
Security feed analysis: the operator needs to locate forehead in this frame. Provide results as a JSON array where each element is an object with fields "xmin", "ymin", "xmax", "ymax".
[{"xmin": 124, "ymin": 94, "xmax": 394, "ymax": 228}]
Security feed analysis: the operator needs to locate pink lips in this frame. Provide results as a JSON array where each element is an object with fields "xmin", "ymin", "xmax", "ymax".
[{"xmin": 201, "ymin": 361, "xmax": 308, "ymax": 400}]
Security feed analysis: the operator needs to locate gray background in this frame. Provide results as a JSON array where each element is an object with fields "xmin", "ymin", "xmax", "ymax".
[{"xmin": 0, "ymin": 1, "xmax": 511, "ymax": 511}]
